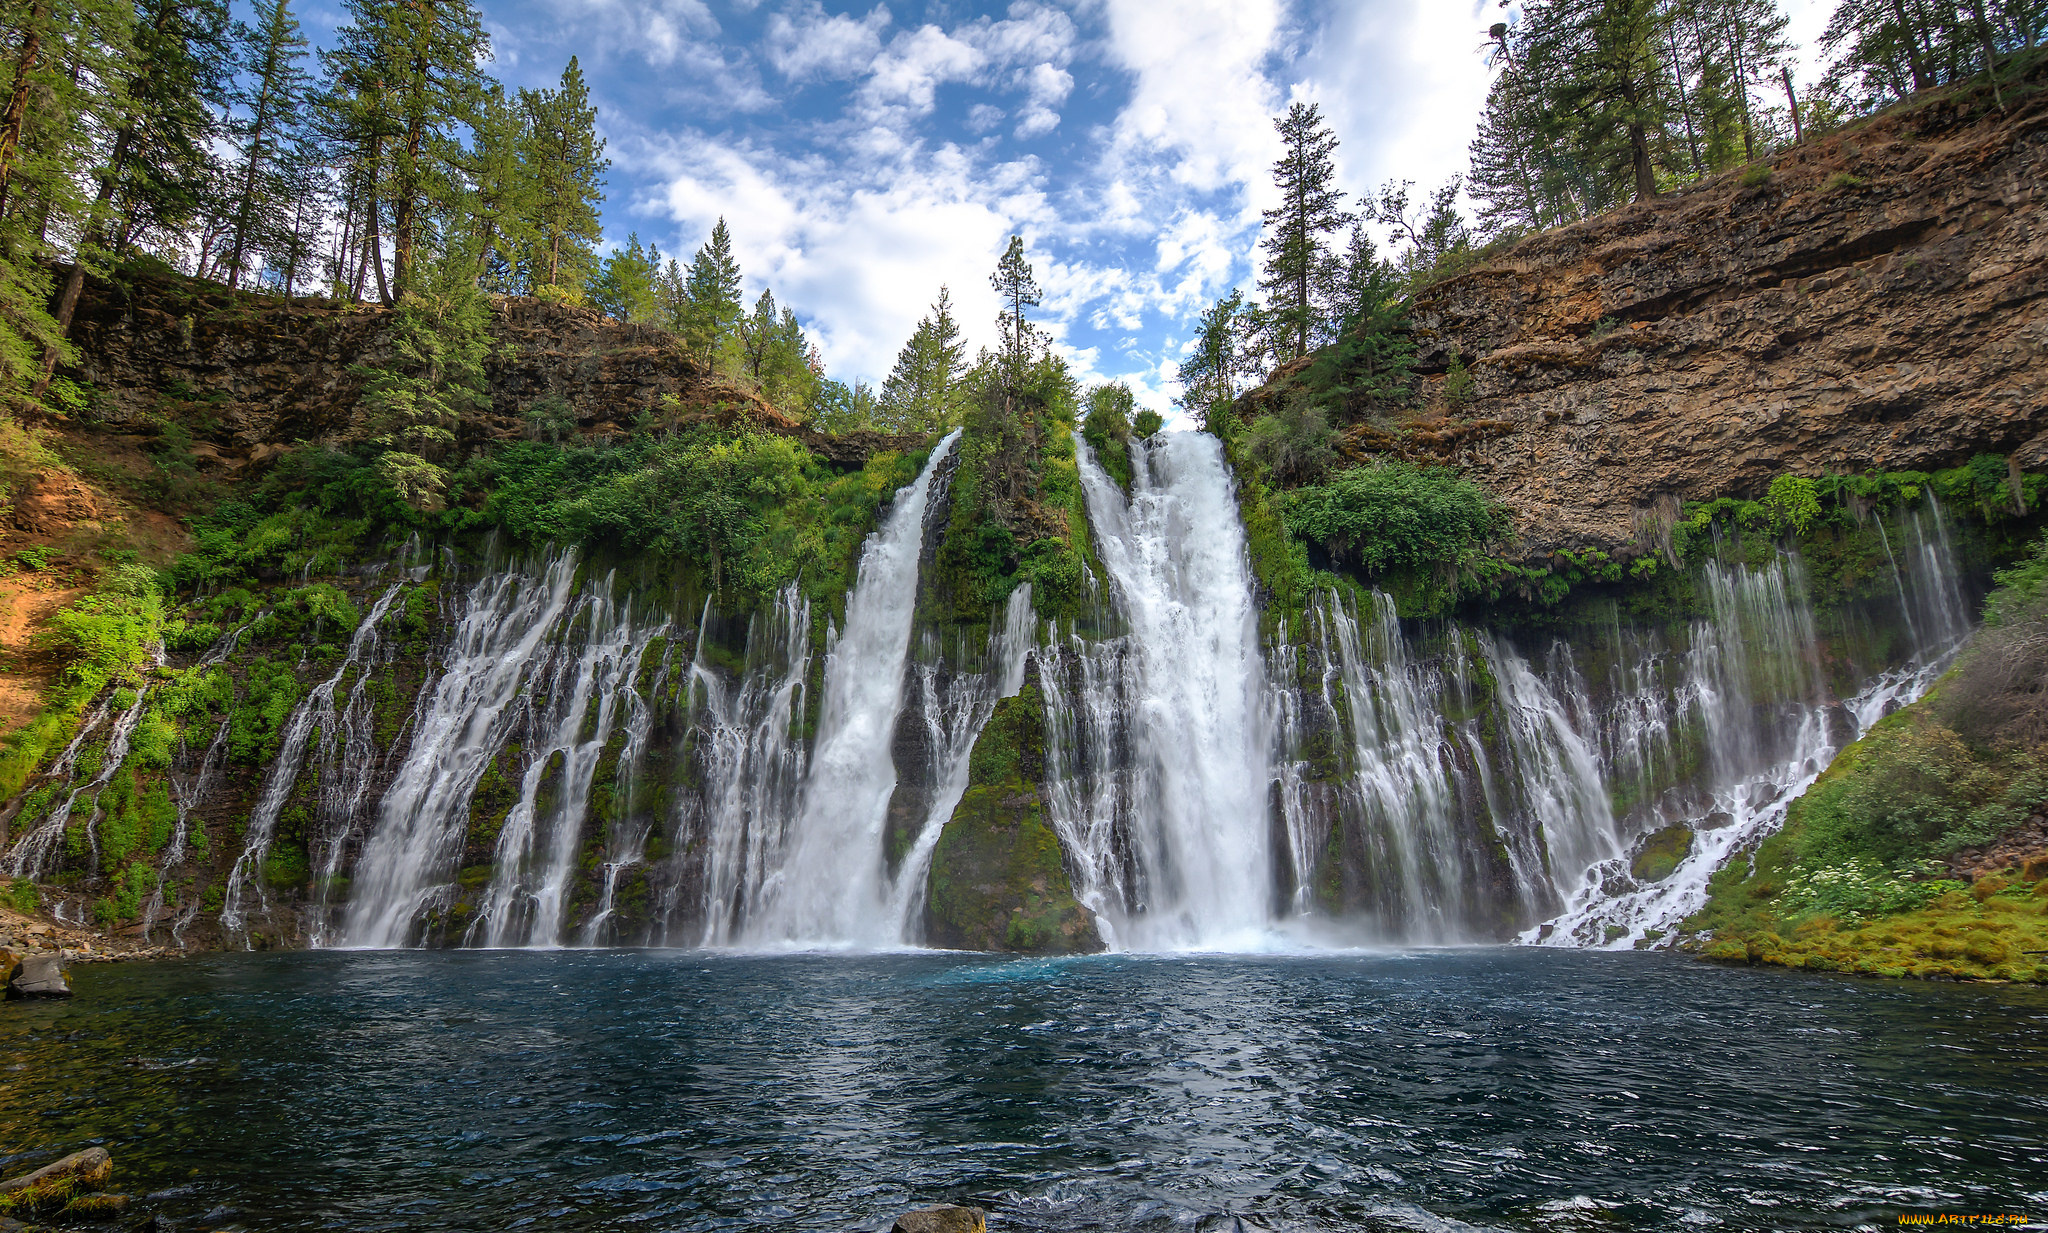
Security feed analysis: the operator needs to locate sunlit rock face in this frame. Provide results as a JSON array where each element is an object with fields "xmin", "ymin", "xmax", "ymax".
[{"xmin": 1398, "ymin": 80, "xmax": 2048, "ymax": 560}]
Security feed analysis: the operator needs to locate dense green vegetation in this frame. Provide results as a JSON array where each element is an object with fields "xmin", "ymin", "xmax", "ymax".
[{"xmin": 1687, "ymin": 531, "xmax": 2048, "ymax": 981}]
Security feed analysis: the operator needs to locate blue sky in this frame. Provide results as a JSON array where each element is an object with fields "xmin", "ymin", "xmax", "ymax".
[{"xmin": 297, "ymin": 0, "xmax": 1839, "ymax": 415}]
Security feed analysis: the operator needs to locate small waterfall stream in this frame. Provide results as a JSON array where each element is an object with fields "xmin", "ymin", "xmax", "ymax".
[{"xmin": 342, "ymin": 553, "xmax": 584, "ymax": 947}]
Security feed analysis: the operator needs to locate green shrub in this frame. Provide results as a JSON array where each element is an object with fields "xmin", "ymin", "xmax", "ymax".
[
  {"xmin": 1132, "ymin": 408, "xmax": 1163, "ymax": 439},
  {"xmin": 1762, "ymin": 474, "xmax": 1821, "ymax": 535},
  {"xmin": 1442, "ymin": 349, "xmax": 1474, "ymax": 407},
  {"xmin": 1776, "ymin": 859, "xmax": 1959, "ymax": 924},
  {"xmin": 1282, "ymin": 461, "xmax": 1507, "ymax": 574},
  {"xmin": 1243, "ymin": 397, "xmax": 1338, "ymax": 487},
  {"xmin": 1741, "ymin": 164, "xmax": 1774, "ymax": 187}
]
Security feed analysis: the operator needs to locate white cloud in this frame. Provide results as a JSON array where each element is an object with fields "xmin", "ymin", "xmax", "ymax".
[
  {"xmin": 861, "ymin": 25, "xmax": 988, "ymax": 116},
  {"xmin": 1299, "ymin": 0, "xmax": 1494, "ymax": 226},
  {"xmin": 767, "ymin": 2, "xmax": 891, "ymax": 81},
  {"xmin": 1014, "ymin": 62, "xmax": 1072, "ymax": 136},
  {"xmin": 962, "ymin": 1, "xmax": 1078, "ymax": 67},
  {"xmin": 1100, "ymin": 0, "xmax": 1285, "ymax": 196},
  {"xmin": 631, "ymin": 129, "xmax": 1049, "ymax": 385}
]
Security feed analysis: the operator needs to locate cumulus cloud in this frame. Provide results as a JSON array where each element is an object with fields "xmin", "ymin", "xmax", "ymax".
[
  {"xmin": 1100, "ymin": 0, "xmax": 1285, "ymax": 196},
  {"xmin": 629, "ymin": 127, "xmax": 1045, "ymax": 383},
  {"xmin": 766, "ymin": 2, "xmax": 891, "ymax": 81},
  {"xmin": 860, "ymin": 25, "xmax": 987, "ymax": 117}
]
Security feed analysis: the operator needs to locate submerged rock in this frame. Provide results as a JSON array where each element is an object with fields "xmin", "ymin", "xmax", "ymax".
[
  {"xmin": 924, "ymin": 662, "xmax": 1103, "ymax": 954},
  {"xmin": 5, "ymin": 952, "xmax": 72, "ymax": 999},
  {"xmin": 892, "ymin": 1205, "xmax": 986, "ymax": 1233}
]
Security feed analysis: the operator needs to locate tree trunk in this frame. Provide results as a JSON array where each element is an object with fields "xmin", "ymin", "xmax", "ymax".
[
  {"xmin": 1667, "ymin": 25, "xmax": 1703, "ymax": 175},
  {"xmin": 1781, "ymin": 67, "xmax": 1804, "ymax": 143},
  {"xmin": 31, "ymin": 127, "xmax": 130, "ymax": 400},
  {"xmin": 226, "ymin": 71, "xmax": 280, "ymax": 290},
  {"xmin": 1967, "ymin": 0, "xmax": 2005, "ymax": 107},
  {"xmin": 0, "ymin": 5, "xmax": 49, "ymax": 203},
  {"xmin": 1887, "ymin": 0, "xmax": 1934, "ymax": 91}
]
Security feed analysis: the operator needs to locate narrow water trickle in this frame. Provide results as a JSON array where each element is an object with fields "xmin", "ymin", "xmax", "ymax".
[{"xmin": 223, "ymin": 581, "xmax": 408, "ymax": 944}]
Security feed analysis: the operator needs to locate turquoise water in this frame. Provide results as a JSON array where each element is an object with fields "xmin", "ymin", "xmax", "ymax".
[{"xmin": 2, "ymin": 949, "xmax": 2044, "ymax": 1230}]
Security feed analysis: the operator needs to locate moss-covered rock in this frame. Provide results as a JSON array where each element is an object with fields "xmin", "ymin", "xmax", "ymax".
[
  {"xmin": 1631, "ymin": 825, "xmax": 1693, "ymax": 883},
  {"xmin": 923, "ymin": 663, "xmax": 1102, "ymax": 954}
]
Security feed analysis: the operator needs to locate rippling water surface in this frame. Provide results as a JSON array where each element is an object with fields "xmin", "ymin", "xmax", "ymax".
[{"xmin": 2, "ymin": 949, "xmax": 2045, "ymax": 1231}]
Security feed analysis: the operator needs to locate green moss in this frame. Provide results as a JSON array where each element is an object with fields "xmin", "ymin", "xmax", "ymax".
[
  {"xmin": 467, "ymin": 743, "xmax": 524, "ymax": 850},
  {"xmin": 924, "ymin": 671, "xmax": 1103, "ymax": 954},
  {"xmin": 1630, "ymin": 825, "xmax": 1692, "ymax": 883}
]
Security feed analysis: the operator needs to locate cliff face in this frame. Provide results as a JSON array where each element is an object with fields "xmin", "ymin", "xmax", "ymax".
[
  {"xmin": 1407, "ymin": 69, "xmax": 2048, "ymax": 557},
  {"xmin": 60, "ymin": 273, "xmax": 915, "ymax": 467}
]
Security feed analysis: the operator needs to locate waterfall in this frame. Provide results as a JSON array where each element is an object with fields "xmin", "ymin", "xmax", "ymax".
[
  {"xmin": 222, "ymin": 581, "xmax": 407, "ymax": 943},
  {"xmin": 144, "ymin": 717, "xmax": 229, "ymax": 944},
  {"xmin": 582, "ymin": 654, "xmax": 659, "ymax": 947},
  {"xmin": 468, "ymin": 580, "xmax": 663, "ymax": 948},
  {"xmin": 747, "ymin": 430, "xmax": 962, "ymax": 947},
  {"xmin": 342, "ymin": 551, "xmax": 583, "ymax": 947},
  {"xmin": 1527, "ymin": 519, "xmax": 1969, "ymax": 947},
  {"xmin": 684, "ymin": 588, "xmax": 814, "ymax": 946},
  {"xmin": 1062, "ymin": 432, "xmax": 1275, "ymax": 949},
  {"xmin": 4, "ymin": 682, "xmax": 153, "ymax": 880},
  {"xmin": 1312, "ymin": 593, "xmax": 1478, "ymax": 938}
]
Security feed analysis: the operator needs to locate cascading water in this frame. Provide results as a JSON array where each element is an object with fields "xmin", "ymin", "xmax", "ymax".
[
  {"xmin": 748, "ymin": 430, "xmax": 961, "ymax": 947},
  {"xmin": 468, "ymin": 581, "xmax": 663, "ymax": 948},
  {"xmin": 884, "ymin": 583, "xmax": 1036, "ymax": 940},
  {"xmin": 222, "ymin": 581, "xmax": 408, "ymax": 943},
  {"xmin": 1529, "ymin": 516, "xmax": 1975, "ymax": 947},
  {"xmin": 1060, "ymin": 432, "xmax": 1275, "ymax": 949},
  {"xmin": 342, "ymin": 551, "xmax": 584, "ymax": 947},
  {"xmin": 144, "ymin": 717, "xmax": 230, "ymax": 944},
  {"xmin": 4, "ymin": 681, "xmax": 153, "ymax": 880},
  {"xmin": 682, "ymin": 589, "xmax": 815, "ymax": 946}
]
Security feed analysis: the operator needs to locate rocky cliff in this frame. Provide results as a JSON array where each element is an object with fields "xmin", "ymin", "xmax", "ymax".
[
  {"xmin": 60, "ymin": 271, "xmax": 916, "ymax": 468},
  {"xmin": 1404, "ymin": 65, "xmax": 2048, "ymax": 558}
]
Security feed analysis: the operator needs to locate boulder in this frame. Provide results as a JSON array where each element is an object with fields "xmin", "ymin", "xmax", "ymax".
[
  {"xmin": 6, "ymin": 952, "xmax": 72, "ymax": 998},
  {"xmin": 0, "ymin": 1147, "xmax": 113, "ymax": 1194},
  {"xmin": 1630, "ymin": 826, "xmax": 1694, "ymax": 883},
  {"xmin": 892, "ymin": 1206, "xmax": 987, "ymax": 1233}
]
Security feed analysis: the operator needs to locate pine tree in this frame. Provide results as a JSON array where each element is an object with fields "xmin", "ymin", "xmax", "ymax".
[
  {"xmin": 679, "ymin": 217, "xmax": 741, "ymax": 368},
  {"xmin": 0, "ymin": 0, "xmax": 130, "ymax": 412},
  {"xmin": 877, "ymin": 285, "xmax": 967, "ymax": 432},
  {"xmin": 589, "ymin": 233, "xmax": 660, "ymax": 323},
  {"xmin": 989, "ymin": 234, "xmax": 1040, "ymax": 378},
  {"xmin": 519, "ymin": 56, "xmax": 604, "ymax": 293},
  {"xmin": 219, "ymin": 0, "xmax": 311, "ymax": 290},
  {"xmin": 38, "ymin": 0, "xmax": 230, "ymax": 397},
  {"xmin": 1532, "ymin": 0, "xmax": 1672, "ymax": 203},
  {"xmin": 810, "ymin": 377, "xmax": 879, "ymax": 432},
  {"xmin": 462, "ymin": 82, "xmax": 533, "ymax": 289},
  {"xmin": 1258, "ymin": 101, "xmax": 1351, "ymax": 361},
  {"xmin": 325, "ymin": 0, "xmax": 488, "ymax": 298},
  {"xmin": 1175, "ymin": 290, "xmax": 1255, "ymax": 418}
]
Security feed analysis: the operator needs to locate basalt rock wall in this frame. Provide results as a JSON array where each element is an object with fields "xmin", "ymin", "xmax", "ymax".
[
  {"xmin": 1406, "ymin": 69, "xmax": 2048, "ymax": 558},
  {"xmin": 59, "ymin": 271, "xmax": 917, "ymax": 468}
]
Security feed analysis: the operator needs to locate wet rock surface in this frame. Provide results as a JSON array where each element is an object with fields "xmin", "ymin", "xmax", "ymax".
[{"xmin": 892, "ymin": 1205, "xmax": 987, "ymax": 1233}]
